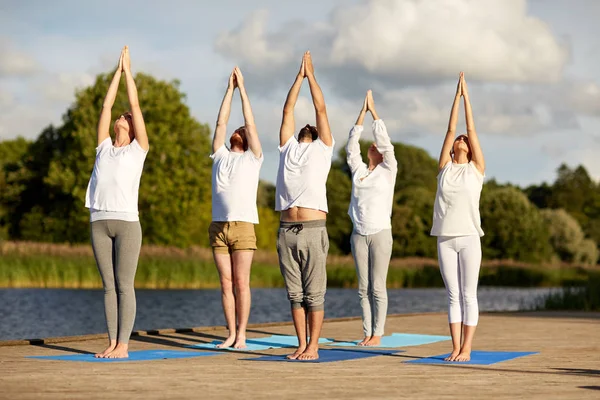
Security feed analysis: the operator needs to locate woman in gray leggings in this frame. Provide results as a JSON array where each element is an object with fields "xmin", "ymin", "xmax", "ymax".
[
  {"xmin": 346, "ymin": 91, "xmax": 397, "ymax": 346},
  {"xmin": 85, "ymin": 46, "xmax": 149, "ymax": 359}
]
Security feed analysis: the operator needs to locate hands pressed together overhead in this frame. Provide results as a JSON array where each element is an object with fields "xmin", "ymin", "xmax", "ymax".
[
  {"xmin": 117, "ymin": 46, "xmax": 131, "ymax": 73},
  {"xmin": 297, "ymin": 51, "xmax": 314, "ymax": 79},
  {"xmin": 455, "ymin": 71, "xmax": 469, "ymax": 97}
]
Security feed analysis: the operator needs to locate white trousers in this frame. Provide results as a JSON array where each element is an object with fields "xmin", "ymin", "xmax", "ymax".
[{"xmin": 437, "ymin": 235, "xmax": 481, "ymax": 326}]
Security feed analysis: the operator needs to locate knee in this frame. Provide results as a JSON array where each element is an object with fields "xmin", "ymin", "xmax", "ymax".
[
  {"xmin": 462, "ymin": 292, "xmax": 478, "ymax": 305},
  {"xmin": 117, "ymin": 283, "xmax": 134, "ymax": 296},
  {"xmin": 234, "ymin": 278, "xmax": 250, "ymax": 294},
  {"xmin": 304, "ymin": 291, "xmax": 325, "ymax": 312},
  {"xmin": 288, "ymin": 291, "xmax": 304, "ymax": 308},
  {"xmin": 447, "ymin": 290, "xmax": 461, "ymax": 305},
  {"xmin": 357, "ymin": 286, "xmax": 369, "ymax": 298},
  {"xmin": 103, "ymin": 284, "xmax": 116, "ymax": 295},
  {"xmin": 371, "ymin": 287, "xmax": 387, "ymax": 301},
  {"xmin": 220, "ymin": 278, "xmax": 234, "ymax": 294}
]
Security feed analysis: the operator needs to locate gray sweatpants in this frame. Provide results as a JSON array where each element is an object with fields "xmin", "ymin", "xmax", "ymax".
[
  {"xmin": 277, "ymin": 220, "xmax": 329, "ymax": 312},
  {"xmin": 350, "ymin": 229, "xmax": 393, "ymax": 337},
  {"xmin": 91, "ymin": 220, "xmax": 142, "ymax": 344}
]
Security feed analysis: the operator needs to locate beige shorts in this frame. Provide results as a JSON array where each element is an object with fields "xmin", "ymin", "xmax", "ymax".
[{"xmin": 209, "ymin": 221, "xmax": 257, "ymax": 254}]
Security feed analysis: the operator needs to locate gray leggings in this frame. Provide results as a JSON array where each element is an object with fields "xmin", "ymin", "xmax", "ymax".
[
  {"xmin": 91, "ymin": 220, "xmax": 142, "ymax": 343},
  {"xmin": 351, "ymin": 229, "xmax": 393, "ymax": 337}
]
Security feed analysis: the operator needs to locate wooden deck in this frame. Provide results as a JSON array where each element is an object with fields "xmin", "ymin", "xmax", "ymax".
[{"xmin": 1, "ymin": 312, "xmax": 599, "ymax": 399}]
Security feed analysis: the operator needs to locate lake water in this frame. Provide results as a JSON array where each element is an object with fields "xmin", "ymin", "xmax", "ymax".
[{"xmin": 0, "ymin": 287, "xmax": 557, "ymax": 341}]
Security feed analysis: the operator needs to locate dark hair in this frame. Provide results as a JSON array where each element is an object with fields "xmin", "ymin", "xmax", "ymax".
[
  {"xmin": 298, "ymin": 124, "xmax": 318, "ymax": 141},
  {"xmin": 451, "ymin": 134, "xmax": 472, "ymax": 161}
]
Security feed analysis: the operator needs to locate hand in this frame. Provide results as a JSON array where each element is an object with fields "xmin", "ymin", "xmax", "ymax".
[
  {"xmin": 361, "ymin": 92, "xmax": 368, "ymax": 113},
  {"xmin": 297, "ymin": 55, "xmax": 306, "ymax": 78},
  {"xmin": 118, "ymin": 47, "xmax": 125, "ymax": 72},
  {"xmin": 233, "ymin": 66, "xmax": 244, "ymax": 88},
  {"xmin": 228, "ymin": 70, "xmax": 237, "ymax": 90},
  {"xmin": 304, "ymin": 51, "xmax": 314, "ymax": 77},
  {"xmin": 122, "ymin": 45, "xmax": 131, "ymax": 73},
  {"xmin": 455, "ymin": 72, "xmax": 463, "ymax": 97},
  {"xmin": 460, "ymin": 72, "xmax": 468, "ymax": 97},
  {"xmin": 366, "ymin": 90, "xmax": 374, "ymax": 111}
]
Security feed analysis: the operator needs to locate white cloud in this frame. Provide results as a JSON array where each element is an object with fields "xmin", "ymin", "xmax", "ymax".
[
  {"xmin": 216, "ymin": 0, "xmax": 568, "ymax": 89},
  {"xmin": 0, "ymin": 37, "xmax": 38, "ymax": 77},
  {"xmin": 40, "ymin": 72, "xmax": 95, "ymax": 102},
  {"xmin": 215, "ymin": 10, "xmax": 295, "ymax": 69},
  {"xmin": 567, "ymin": 82, "xmax": 600, "ymax": 116}
]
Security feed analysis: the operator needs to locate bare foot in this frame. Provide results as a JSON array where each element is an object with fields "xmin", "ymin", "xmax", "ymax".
[
  {"xmin": 106, "ymin": 343, "xmax": 129, "ymax": 359},
  {"xmin": 455, "ymin": 349, "xmax": 471, "ymax": 362},
  {"xmin": 297, "ymin": 346, "xmax": 319, "ymax": 361},
  {"xmin": 444, "ymin": 349, "xmax": 461, "ymax": 361},
  {"xmin": 358, "ymin": 336, "xmax": 372, "ymax": 346},
  {"xmin": 286, "ymin": 344, "xmax": 307, "ymax": 360},
  {"xmin": 94, "ymin": 341, "xmax": 116, "ymax": 358},
  {"xmin": 233, "ymin": 337, "xmax": 247, "ymax": 349},
  {"xmin": 365, "ymin": 336, "xmax": 381, "ymax": 346},
  {"xmin": 216, "ymin": 335, "xmax": 236, "ymax": 349}
]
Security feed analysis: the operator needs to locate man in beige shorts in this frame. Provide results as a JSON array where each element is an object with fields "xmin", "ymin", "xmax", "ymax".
[{"xmin": 209, "ymin": 67, "xmax": 263, "ymax": 349}]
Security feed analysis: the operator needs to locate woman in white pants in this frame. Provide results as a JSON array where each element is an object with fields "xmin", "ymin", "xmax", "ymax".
[
  {"xmin": 347, "ymin": 91, "xmax": 397, "ymax": 346},
  {"xmin": 431, "ymin": 72, "xmax": 485, "ymax": 362}
]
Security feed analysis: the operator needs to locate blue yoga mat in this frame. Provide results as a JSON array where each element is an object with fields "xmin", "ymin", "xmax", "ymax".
[
  {"xmin": 187, "ymin": 335, "xmax": 333, "ymax": 351},
  {"xmin": 406, "ymin": 351, "xmax": 538, "ymax": 365},
  {"xmin": 246, "ymin": 349, "xmax": 401, "ymax": 363},
  {"xmin": 328, "ymin": 333, "xmax": 451, "ymax": 348},
  {"xmin": 29, "ymin": 349, "xmax": 223, "ymax": 363}
]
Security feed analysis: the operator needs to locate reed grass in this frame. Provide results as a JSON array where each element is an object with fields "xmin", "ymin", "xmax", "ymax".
[
  {"xmin": 0, "ymin": 241, "xmax": 596, "ymax": 289},
  {"xmin": 539, "ymin": 272, "xmax": 600, "ymax": 311}
]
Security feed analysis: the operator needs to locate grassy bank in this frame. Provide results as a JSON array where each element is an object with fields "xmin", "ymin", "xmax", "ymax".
[
  {"xmin": 538, "ymin": 271, "xmax": 600, "ymax": 311},
  {"xmin": 0, "ymin": 241, "xmax": 596, "ymax": 289}
]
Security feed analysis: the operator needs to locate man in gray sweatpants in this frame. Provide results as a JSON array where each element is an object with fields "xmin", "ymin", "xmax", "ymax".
[{"xmin": 274, "ymin": 51, "xmax": 334, "ymax": 361}]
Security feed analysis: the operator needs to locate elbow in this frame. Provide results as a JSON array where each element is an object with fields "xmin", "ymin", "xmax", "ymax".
[{"xmin": 314, "ymin": 103, "xmax": 326, "ymax": 114}]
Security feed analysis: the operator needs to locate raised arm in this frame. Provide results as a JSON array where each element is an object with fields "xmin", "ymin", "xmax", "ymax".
[
  {"xmin": 213, "ymin": 70, "xmax": 236, "ymax": 153},
  {"xmin": 438, "ymin": 72, "xmax": 463, "ymax": 171},
  {"xmin": 97, "ymin": 48, "xmax": 124, "ymax": 146},
  {"xmin": 122, "ymin": 46, "xmax": 149, "ymax": 151},
  {"xmin": 233, "ymin": 67, "xmax": 261, "ymax": 158},
  {"xmin": 346, "ymin": 94, "xmax": 368, "ymax": 174},
  {"xmin": 280, "ymin": 57, "xmax": 305, "ymax": 147},
  {"xmin": 304, "ymin": 51, "xmax": 333, "ymax": 147},
  {"xmin": 462, "ymin": 74, "xmax": 485, "ymax": 174},
  {"xmin": 367, "ymin": 90, "xmax": 397, "ymax": 171}
]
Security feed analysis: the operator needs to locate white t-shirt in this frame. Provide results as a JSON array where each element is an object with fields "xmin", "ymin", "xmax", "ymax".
[
  {"xmin": 275, "ymin": 136, "xmax": 335, "ymax": 212},
  {"xmin": 430, "ymin": 161, "xmax": 484, "ymax": 237},
  {"xmin": 347, "ymin": 120, "xmax": 397, "ymax": 236},
  {"xmin": 210, "ymin": 145, "xmax": 263, "ymax": 223},
  {"xmin": 85, "ymin": 137, "xmax": 148, "ymax": 222}
]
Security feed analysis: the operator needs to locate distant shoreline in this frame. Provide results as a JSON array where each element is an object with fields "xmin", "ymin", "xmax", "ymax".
[{"xmin": 1, "ymin": 241, "xmax": 596, "ymax": 289}]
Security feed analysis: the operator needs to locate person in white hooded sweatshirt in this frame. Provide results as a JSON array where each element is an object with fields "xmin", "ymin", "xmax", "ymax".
[
  {"xmin": 431, "ymin": 72, "xmax": 485, "ymax": 362},
  {"xmin": 346, "ymin": 90, "xmax": 397, "ymax": 346}
]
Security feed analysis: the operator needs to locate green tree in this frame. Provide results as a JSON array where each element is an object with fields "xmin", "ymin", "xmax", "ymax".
[
  {"xmin": 325, "ymin": 165, "xmax": 353, "ymax": 254},
  {"xmin": 392, "ymin": 187, "xmax": 436, "ymax": 257},
  {"xmin": 480, "ymin": 187, "xmax": 553, "ymax": 262},
  {"xmin": 10, "ymin": 72, "xmax": 213, "ymax": 246},
  {"xmin": 540, "ymin": 208, "xmax": 598, "ymax": 265},
  {"xmin": 548, "ymin": 164, "xmax": 597, "ymax": 227},
  {"xmin": 0, "ymin": 137, "xmax": 31, "ymax": 239}
]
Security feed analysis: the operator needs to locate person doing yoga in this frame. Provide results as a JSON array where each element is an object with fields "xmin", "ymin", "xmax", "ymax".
[
  {"xmin": 346, "ymin": 90, "xmax": 397, "ymax": 346},
  {"xmin": 275, "ymin": 51, "xmax": 334, "ymax": 360},
  {"xmin": 209, "ymin": 67, "xmax": 263, "ymax": 349},
  {"xmin": 431, "ymin": 72, "xmax": 485, "ymax": 362},
  {"xmin": 85, "ymin": 46, "xmax": 149, "ymax": 359}
]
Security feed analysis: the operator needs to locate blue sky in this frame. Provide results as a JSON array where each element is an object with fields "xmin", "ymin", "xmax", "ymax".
[{"xmin": 1, "ymin": 0, "xmax": 599, "ymax": 186}]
